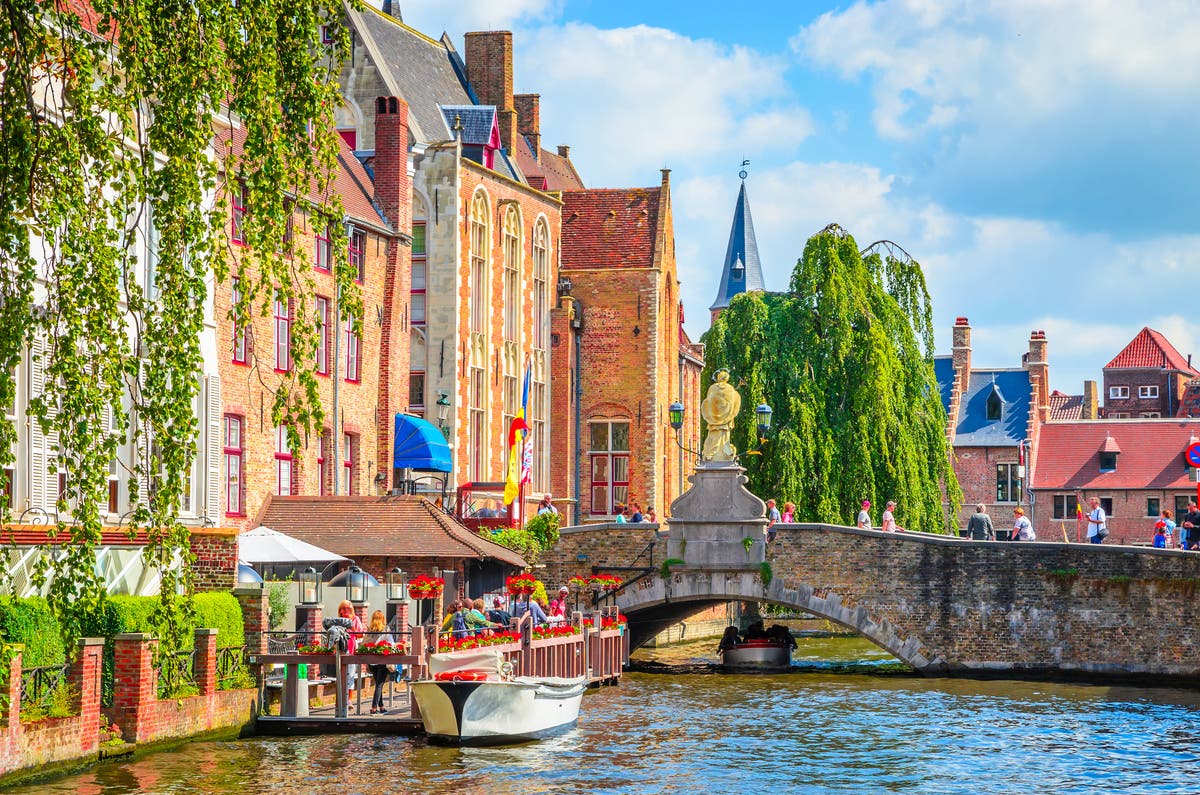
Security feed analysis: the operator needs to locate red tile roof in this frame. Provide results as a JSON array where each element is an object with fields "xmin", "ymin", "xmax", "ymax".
[
  {"xmin": 1104, "ymin": 327, "xmax": 1197, "ymax": 374},
  {"xmin": 1033, "ymin": 420, "xmax": 1200, "ymax": 490},
  {"xmin": 256, "ymin": 495, "xmax": 527, "ymax": 566},
  {"xmin": 514, "ymin": 139, "xmax": 585, "ymax": 192},
  {"xmin": 561, "ymin": 188, "xmax": 661, "ymax": 270},
  {"xmin": 217, "ymin": 125, "xmax": 386, "ymax": 228},
  {"xmin": 1048, "ymin": 390, "xmax": 1083, "ymax": 421}
]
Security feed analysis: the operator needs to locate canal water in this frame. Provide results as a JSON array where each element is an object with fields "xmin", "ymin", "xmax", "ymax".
[{"xmin": 13, "ymin": 635, "xmax": 1200, "ymax": 794}]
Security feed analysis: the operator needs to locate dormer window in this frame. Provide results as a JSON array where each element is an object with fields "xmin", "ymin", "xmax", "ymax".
[
  {"xmin": 985, "ymin": 386, "xmax": 1003, "ymax": 421},
  {"xmin": 731, "ymin": 256, "xmax": 745, "ymax": 281},
  {"xmin": 1099, "ymin": 434, "xmax": 1120, "ymax": 472}
]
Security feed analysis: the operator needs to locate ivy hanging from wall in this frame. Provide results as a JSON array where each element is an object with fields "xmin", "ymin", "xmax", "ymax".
[{"xmin": 0, "ymin": 0, "xmax": 364, "ymax": 661}]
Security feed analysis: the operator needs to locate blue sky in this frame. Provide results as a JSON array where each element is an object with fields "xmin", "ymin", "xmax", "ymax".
[{"xmin": 394, "ymin": 0, "xmax": 1200, "ymax": 393}]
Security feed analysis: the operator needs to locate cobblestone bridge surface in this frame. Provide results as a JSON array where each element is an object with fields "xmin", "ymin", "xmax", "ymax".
[{"xmin": 543, "ymin": 523, "xmax": 1200, "ymax": 680}]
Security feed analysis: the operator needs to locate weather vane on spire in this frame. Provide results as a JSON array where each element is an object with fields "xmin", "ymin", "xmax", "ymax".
[{"xmin": 739, "ymin": 159, "xmax": 750, "ymax": 181}]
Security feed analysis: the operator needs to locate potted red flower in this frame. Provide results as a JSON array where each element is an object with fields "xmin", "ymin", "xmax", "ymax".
[{"xmin": 408, "ymin": 574, "xmax": 445, "ymax": 600}]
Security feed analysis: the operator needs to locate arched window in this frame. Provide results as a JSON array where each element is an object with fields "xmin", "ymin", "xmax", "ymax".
[
  {"xmin": 502, "ymin": 205, "xmax": 521, "ymax": 342},
  {"xmin": 468, "ymin": 190, "xmax": 490, "ymax": 479},
  {"xmin": 530, "ymin": 218, "xmax": 550, "ymax": 490}
]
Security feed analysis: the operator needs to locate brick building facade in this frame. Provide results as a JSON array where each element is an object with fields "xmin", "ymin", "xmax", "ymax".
[
  {"xmin": 1100, "ymin": 327, "xmax": 1198, "ymax": 419},
  {"xmin": 551, "ymin": 172, "xmax": 703, "ymax": 523},
  {"xmin": 215, "ymin": 112, "xmax": 409, "ymax": 526},
  {"xmin": 935, "ymin": 318, "xmax": 1047, "ymax": 531}
]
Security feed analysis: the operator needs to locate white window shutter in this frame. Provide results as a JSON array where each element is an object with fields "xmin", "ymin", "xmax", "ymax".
[
  {"xmin": 133, "ymin": 361, "xmax": 150, "ymax": 510},
  {"xmin": 100, "ymin": 401, "xmax": 114, "ymax": 515},
  {"xmin": 204, "ymin": 374, "xmax": 221, "ymax": 523},
  {"xmin": 27, "ymin": 336, "xmax": 58, "ymax": 513}
]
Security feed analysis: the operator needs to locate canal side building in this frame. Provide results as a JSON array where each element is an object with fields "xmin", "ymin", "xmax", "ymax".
[{"xmin": 336, "ymin": 9, "xmax": 576, "ymax": 510}]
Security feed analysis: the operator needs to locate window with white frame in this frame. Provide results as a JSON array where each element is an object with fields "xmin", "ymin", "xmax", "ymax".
[
  {"xmin": 344, "ymin": 315, "xmax": 359, "ymax": 382},
  {"xmin": 231, "ymin": 182, "xmax": 248, "ymax": 245},
  {"xmin": 349, "ymin": 227, "xmax": 366, "ymax": 283},
  {"xmin": 231, "ymin": 278, "xmax": 247, "ymax": 364},
  {"xmin": 531, "ymin": 379, "xmax": 546, "ymax": 490},
  {"xmin": 1109, "ymin": 385, "xmax": 1129, "ymax": 399},
  {"xmin": 409, "ymin": 372, "xmax": 425, "ymax": 417},
  {"xmin": 1052, "ymin": 494, "xmax": 1076, "ymax": 519},
  {"xmin": 1141, "ymin": 411, "xmax": 1161, "ymax": 418},
  {"xmin": 502, "ymin": 206, "xmax": 521, "ymax": 342},
  {"xmin": 996, "ymin": 463, "xmax": 1020, "ymax": 503},
  {"xmin": 589, "ymin": 421, "xmax": 630, "ymax": 515},
  {"xmin": 342, "ymin": 433, "xmax": 355, "ymax": 495},
  {"xmin": 273, "ymin": 295, "xmax": 291, "ymax": 371},
  {"xmin": 318, "ymin": 431, "xmax": 330, "ymax": 496},
  {"xmin": 315, "ymin": 225, "xmax": 332, "ymax": 272},
  {"xmin": 469, "ymin": 366, "xmax": 485, "ymax": 480},
  {"xmin": 224, "ymin": 415, "xmax": 243, "ymax": 515},
  {"xmin": 315, "ymin": 296, "xmax": 329, "ymax": 375},
  {"xmin": 1139, "ymin": 385, "xmax": 1159, "ymax": 399},
  {"xmin": 275, "ymin": 426, "xmax": 292, "ymax": 496}
]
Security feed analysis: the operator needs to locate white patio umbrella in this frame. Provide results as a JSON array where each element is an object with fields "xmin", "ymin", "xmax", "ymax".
[{"xmin": 237, "ymin": 525, "xmax": 349, "ymax": 566}]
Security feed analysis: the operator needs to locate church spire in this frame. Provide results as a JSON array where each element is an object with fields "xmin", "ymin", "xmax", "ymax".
[{"xmin": 709, "ymin": 163, "xmax": 765, "ymax": 323}]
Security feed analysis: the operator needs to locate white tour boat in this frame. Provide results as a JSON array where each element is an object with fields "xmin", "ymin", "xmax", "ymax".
[
  {"xmin": 411, "ymin": 650, "xmax": 587, "ymax": 746},
  {"xmin": 717, "ymin": 625, "xmax": 794, "ymax": 671}
]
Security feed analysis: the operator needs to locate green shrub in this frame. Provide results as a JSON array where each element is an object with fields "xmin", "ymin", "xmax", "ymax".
[
  {"xmin": 488, "ymin": 527, "xmax": 541, "ymax": 564},
  {"xmin": 524, "ymin": 512, "xmax": 561, "ymax": 549},
  {"xmin": 0, "ymin": 597, "xmax": 66, "ymax": 668},
  {"xmin": 266, "ymin": 579, "xmax": 291, "ymax": 631},
  {"xmin": 193, "ymin": 592, "xmax": 245, "ymax": 649}
]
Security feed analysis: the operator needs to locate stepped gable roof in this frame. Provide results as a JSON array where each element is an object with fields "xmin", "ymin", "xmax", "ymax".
[
  {"xmin": 1178, "ymin": 381, "xmax": 1200, "ymax": 418},
  {"xmin": 953, "ymin": 369, "xmax": 1032, "ymax": 447},
  {"xmin": 439, "ymin": 105, "xmax": 497, "ymax": 147},
  {"xmin": 256, "ymin": 495, "xmax": 527, "ymax": 566},
  {"xmin": 351, "ymin": 6, "xmax": 473, "ymax": 144},
  {"xmin": 217, "ymin": 125, "xmax": 386, "ymax": 229},
  {"xmin": 1033, "ymin": 420, "xmax": 1200, "ymax": 490},
  {"xmin": 561, "ymin": 188, "xmax": 660, "ymax": 270},
  {"xmin": 1104, "ymin": 327, "xmax": 1197, "ymax": 374},
  {"xmin": 710, "ymin": 179, "xmax": 765, "ymax": 311},
  {"xmin": 514, "ymin": 139, "xmax": 585, "ymax": 192},
  {"xmin": 1049, "ymin": 390, "xmax": 1084, "ymax": 421}
]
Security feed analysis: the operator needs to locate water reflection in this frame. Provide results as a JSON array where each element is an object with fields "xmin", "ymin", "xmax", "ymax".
[{"xmin": 13, "ymin": 636, "xmax": 1200, "ymax": 794}]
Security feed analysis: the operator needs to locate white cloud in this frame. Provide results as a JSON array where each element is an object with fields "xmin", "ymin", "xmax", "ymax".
[
  {"xmin": 515, "ymin": 23, "xmax": 812, "ymax": 186},
  {"xmin": 381, "ymin": 0, "xmax": 561, "ymax": 38}
]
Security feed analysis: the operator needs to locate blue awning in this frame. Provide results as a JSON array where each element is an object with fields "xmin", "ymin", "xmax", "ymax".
[{"xmin": 393, "ymin": 413, "xmax": 452, "ymax": 472}]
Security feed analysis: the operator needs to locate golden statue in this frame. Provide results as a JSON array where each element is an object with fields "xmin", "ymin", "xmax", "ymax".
[{"xmin": 700, "ymin": 369, "xmax": 741, "ymax": 461}]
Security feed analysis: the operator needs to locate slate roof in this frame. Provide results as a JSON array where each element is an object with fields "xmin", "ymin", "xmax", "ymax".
[
  {"xmin": 560, "ymin": 188, "xmax": 660, "ymax": 270},
  {"xmin": 351, "ymin": 7, "xmax": 473, "ymax": 144},
  {"xmin": 710, "ymin": 180, "xmax": 766, "ymax": 311},
  {"xmin": 256, "ymin": 495, "xmax": 527, "ymax": 566},
  {"xmin": 439, "ymin": 105, "xmax": 497, "ymax": 147},
  {"xmin": 934, "ymin": 365, "xmax": 1032, "ymax": 447},
  {"xmin": 1033, "ymin": 420, "xmax": 1200, "ymax": 490},
  {"xmin": 1104, "ymin": 327, "xmax": 1197, "ymax": 374},
  {"xmin": 1049, "ymin": 390, "xmax": 1084, "ymax": 421}
]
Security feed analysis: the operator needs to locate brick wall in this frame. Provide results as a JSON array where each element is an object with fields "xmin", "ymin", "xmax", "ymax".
[
  {"xmin": 215, "ymin": 173, "xmax": 396, "ymax": 526},
  {"xmin": 1102, "ymin": 368, "xmax": 1185, "ymax": 417},
  {"xmin": 1031, "ymin": 487, "xmax": 1199, "ymax": 545},
  {"xmin": 190, "ymin": 527, "xmax": 238, "ymax": 591},
  {"xmin": 950, "ymin": 445, "xmax": 1023, "ymax": 530}
]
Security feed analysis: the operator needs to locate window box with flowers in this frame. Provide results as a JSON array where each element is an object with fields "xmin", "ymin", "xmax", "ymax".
[{"xmin": 506, "ymin": 573, "xmax": 539, "ymax": 596}]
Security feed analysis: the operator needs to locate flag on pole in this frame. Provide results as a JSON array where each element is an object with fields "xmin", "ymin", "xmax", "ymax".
[{"xmin": 504, "ymin": 361, "xmax": 533, "ymax": 506}]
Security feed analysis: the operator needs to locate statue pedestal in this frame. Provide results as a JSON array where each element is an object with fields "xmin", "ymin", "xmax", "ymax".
[{"xmin": 667, "ymin": 463, "xmax": 767, "ymax": 569}]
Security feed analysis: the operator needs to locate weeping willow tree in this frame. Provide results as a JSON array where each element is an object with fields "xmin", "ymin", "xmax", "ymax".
[
  {"xmin": 0, "ymin": 0, "xmax": 360, "ymax": 655},
  {"xmin": 702, "ymin": 225, "xmax": 960, "ymax": 532}
]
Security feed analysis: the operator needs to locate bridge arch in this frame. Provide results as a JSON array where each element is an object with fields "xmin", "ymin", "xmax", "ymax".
[{"xmin": 616, "ymin": 569, "xmax": 938, "ymax": 670}]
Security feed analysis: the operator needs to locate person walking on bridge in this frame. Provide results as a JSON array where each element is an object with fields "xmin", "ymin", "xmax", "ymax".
[
  {"xmin": 856, "ymin": 500, "xmax": 872, "ymax": 530},
  {"xmin": 966, "ymin": 504, "xmax": 994, "ymax": 540},
  {"xmin": 1086, "ymin": 497, "xmax": 1107, "ymax": 544},
  {"xmin": 881, "ymin": 501, "xmax": 905, "ymax": 533}
]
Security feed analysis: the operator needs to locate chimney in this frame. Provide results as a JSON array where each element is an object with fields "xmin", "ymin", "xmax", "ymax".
[
  {"xmin": 371, "ymin": 96, "xmax": 412, "ymax": 484},
  {"xmin": 464, "ymin": 32, "xmax": 518, "ymax": 153},
  {"xmin": 1082, "ymin": 380, "xmax": 1099, "ymax": 420},
  {"xmin": 951, "ymin": 317, "xmax": 971, "ymax": 377},
  {"xmin": 1026, "ymin": 329, "xmax": 1049, "ymax": 418},
  {"xmin": 373, "ymin": 96, "xmax": 409, "ymax": 226},
  {"xmin": 557, "ymin": 144, "xmax": 570, "ymax": 159},
  {"xmin": 514, "ymin": 93, "xmax": 540, "ymax": 161}
]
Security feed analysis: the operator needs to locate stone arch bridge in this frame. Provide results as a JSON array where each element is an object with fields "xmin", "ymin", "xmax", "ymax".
[{"xmin": 542, "ymin": 471, "xmax": 1200, "ymax": 681}]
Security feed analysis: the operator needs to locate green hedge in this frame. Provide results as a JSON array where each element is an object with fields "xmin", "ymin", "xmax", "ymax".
[
  {"xmin": 0, "ymin": 597, "xmax": 66, "ymax": 668},
  {"xmin": 193, "ymin": 592, "xmax": 245, "ymax": 649}
]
